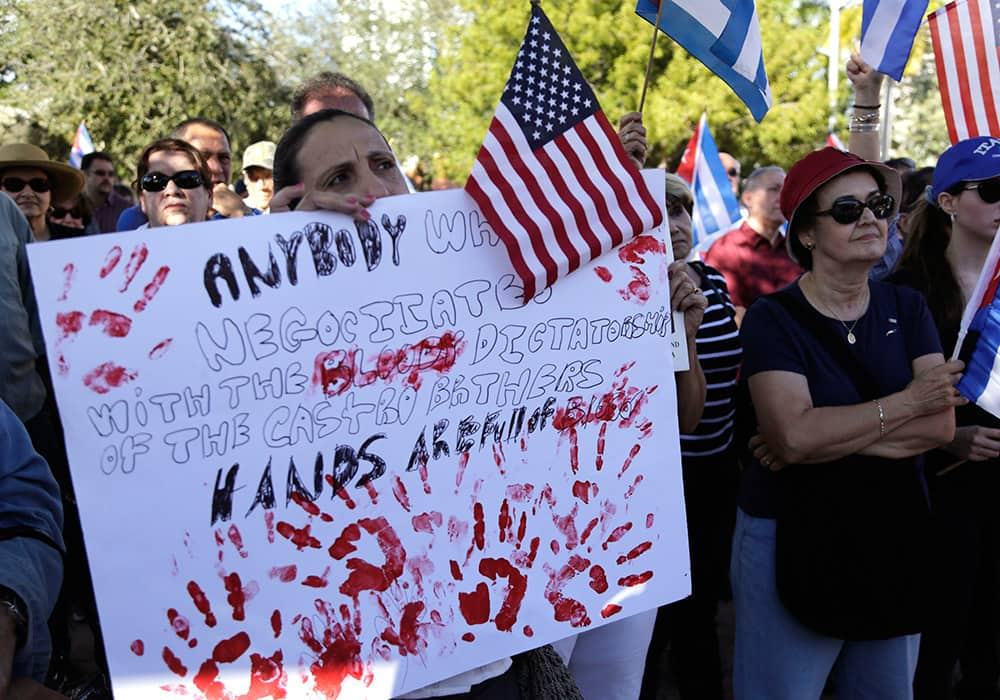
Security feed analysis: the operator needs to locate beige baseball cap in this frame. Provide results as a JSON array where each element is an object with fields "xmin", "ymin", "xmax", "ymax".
[{"xmin": 242, "ymin": 141, "xmax": 275, "ymax": 171}]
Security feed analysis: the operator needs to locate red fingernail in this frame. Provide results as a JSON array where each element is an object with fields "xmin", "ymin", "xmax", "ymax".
[
  {"xmin": 346, "ymin": 198, "xmax": 357, "ymax": 205},
  {"xmin": 360, "ymin": 209, "xmax": 371, "ymax": 220}
]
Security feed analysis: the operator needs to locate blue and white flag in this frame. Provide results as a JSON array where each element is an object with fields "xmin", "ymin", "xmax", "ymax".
[
  {"xmin": 675, "ymin": 114, "xmax": 742, "ymax": 246},
  {"xmin": 69, "ymin": 122, "xmax": 94, "ymax": 169},
  {"xmin": 860, "ymin": 0, "xmax": 929, "ymax": 81},
  {"xmin": 635, "ymin": 0, "xmax": 772, "ymax": 122},
  {"xmin": 953, "ymin": 222, "xmax": 1000, "ymax": 417}
]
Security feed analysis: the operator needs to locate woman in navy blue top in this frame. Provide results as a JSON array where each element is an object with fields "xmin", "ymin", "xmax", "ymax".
[{"xmin": 733, "ymin": 148, "xmax": 965, "ymax": 700}]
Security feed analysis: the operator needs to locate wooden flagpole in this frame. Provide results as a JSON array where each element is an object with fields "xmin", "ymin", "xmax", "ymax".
[{"xmin": 639, "ymin": 1, "xmax": 667, "ymax": 112}]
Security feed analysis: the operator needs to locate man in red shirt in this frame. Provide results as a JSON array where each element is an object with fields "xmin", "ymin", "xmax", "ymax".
[{"xmin": 703, "ymin": 166, "xmax": 803, "ymax": 324}]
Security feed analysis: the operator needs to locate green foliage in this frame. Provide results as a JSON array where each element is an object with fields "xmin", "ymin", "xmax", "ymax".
[
  {"xmin": 266, "ymin": 0, "xmax": 459, "ymax": 183},
  {"xmin": 423, "ymin": 0, "xmax": 838, "ymax": 182},
  {"xmin": 888, "ymin": 48, "xmax": 950, "ymax": 166},
  {"xmin": 1, "ymin": 0, "xmax": 954, "ymax": 185},
  {"xmin": 2, "ymin": 0, "xmax": 288, "ymax": 178}
]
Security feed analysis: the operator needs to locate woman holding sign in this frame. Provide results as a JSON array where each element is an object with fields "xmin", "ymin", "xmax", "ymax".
[
  {"xmin": 891, "ymin": 136, "xmax": 1000, "ymax": 700},
  {"xmin": 735, "ymin": 147, "xmax": 965, "ymax": 699},
  {"xmin": 272, "ymin": 107, "xmax": 711, "ymax": 700},
  {"xmin": 273, "ymin": 107, "xmax": 572, "ymax": 699}
]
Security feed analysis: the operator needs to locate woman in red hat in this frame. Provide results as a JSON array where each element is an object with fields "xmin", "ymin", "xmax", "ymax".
[
  {"xmin": 892, "ymin": 136, "xmax": 1000, "ymax": 700},
  {"xmin": 732, "ymin": 146, "xmax": 966, "ymax": 699}
]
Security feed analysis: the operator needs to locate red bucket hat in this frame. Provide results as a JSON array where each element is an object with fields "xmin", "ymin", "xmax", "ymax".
[{"xmin": 780, "ymin": 147, "xmax": 902, "ymax": 245}]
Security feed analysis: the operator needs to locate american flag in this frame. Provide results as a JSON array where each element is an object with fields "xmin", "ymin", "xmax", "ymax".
[
  {"xmin": 928, "ymin": 0, "xmax": 1000, "ymax": 144},
  {"xmin": 465, "ymin": 5, "xmax": 663, "ymax": 303}
]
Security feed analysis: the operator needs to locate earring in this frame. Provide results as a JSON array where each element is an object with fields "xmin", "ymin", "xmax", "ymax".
[{"xmin": 803, "ymin": 241, "xmax": 816, "ymax": 251}]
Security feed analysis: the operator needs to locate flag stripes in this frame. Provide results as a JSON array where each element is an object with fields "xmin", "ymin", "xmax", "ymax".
[
  {"xmin": 635, "ymin": 0, "xmax": 772, "ymax": 121},
  {"xmin": 860, "ymin": 0, "xmax": 929, "ymax": 81},
  {"xmin": 929, "ymin": 0, "xmax": 1000, "ymax": 143},
  {"xmin": 466, "ymin": 6, "xmax": 663, "ymax": 302}
]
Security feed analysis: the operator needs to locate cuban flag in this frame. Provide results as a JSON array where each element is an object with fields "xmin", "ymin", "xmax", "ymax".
[
  {"xmin": 675, "ymin": 114, "xmax": 742, "ymax": 247},
  {"xmin": 953, "ymin": 221, "xmax": 1000, "ymax": 417},
  {"xmin": 859, "ymin": 0, "xmax": 929, "ymax": 81},
  {"xmin": 827, "ymin": 131, "xmax": 847, "ymax": 151},
  {"xmin": 69, "ymin": 122, "xmax": 94, "ymax": 169},
  {"xmin": 635, "ymin": 0, "xmax": 772, "ymax": 122}
]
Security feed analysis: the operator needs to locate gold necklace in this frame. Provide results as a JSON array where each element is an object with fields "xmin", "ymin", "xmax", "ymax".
[{"xmin": 804, "ymin": 275, "xmax": 866, "ymax": 345}]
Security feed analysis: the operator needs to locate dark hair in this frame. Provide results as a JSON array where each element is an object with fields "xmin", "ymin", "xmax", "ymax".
[
  {"xmin": 893, "ymin": 180, "xmax": 966, "ymax": 331},
  {"xmin": 273, "ymin": 108, "xmax": 386, "ymax": 192},
  {"xmin": 788, "ymin": 165, "xmax": 889, "ymax": 271},
  {"xmin": 884, "ymin": 156, "xmax": 917, "ymax": 172},
  {"xmin": 172, "ymin": 118, "xmax": 231, "ymax": 149},
  {"xmin": 133, "ymin": 138, "xmax": 213, "ymax": 194},
  {"xmin": 49, "ymin": 191, "xmax": 94, "ymax": 227},
  {"xmin": 113, "ymin": 183, "xmax": 135, "ymax": 204},
  {"xmin": 291, "ymin": 72, "xmax": 374, "ymax": 123},
  {"xmin": 900, "ymin": 166, "xmax": 934, "ymax": 214},
  {"xmin": 81, "ymin": 151, "xmax": 113, "ymax": 172}
]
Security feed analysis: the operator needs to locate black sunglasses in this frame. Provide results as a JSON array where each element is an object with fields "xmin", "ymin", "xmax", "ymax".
[
  {"xmin": 814, "ymin": 192, "xmax": 895, "ymax": 224},
  {"xmin": 1, "ymin": 176, "xmax": 50, "ymax": 194},
  {"xmin": 964, "ymin": 178, "xmax": 1000, "ymax": 204},
  {"xmin": 726, "ymin": 167, "xmax": 740, "ymax": 177},
  {"xmin": 140, "ymin": 170, "xmax": 204, "ymax": 192},
  {"xmin": 50, "ymin": 206, "xmax": 81, "ymax": 219}
]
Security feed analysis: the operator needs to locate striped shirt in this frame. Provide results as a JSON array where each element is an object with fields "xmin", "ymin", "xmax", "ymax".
[{"xmin": 681, "ymin": 261, "xmax": 742, "ymax": 458}]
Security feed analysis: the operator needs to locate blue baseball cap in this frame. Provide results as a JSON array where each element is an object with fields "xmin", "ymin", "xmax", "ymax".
[{"xmin": 931, "ymin": 136, "xmax": 1000, "ymax": 201}]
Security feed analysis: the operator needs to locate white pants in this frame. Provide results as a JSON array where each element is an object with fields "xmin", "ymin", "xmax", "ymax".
[{"xmin": 553, "ymin": 610, "xmax": 657, "ymax": 700}]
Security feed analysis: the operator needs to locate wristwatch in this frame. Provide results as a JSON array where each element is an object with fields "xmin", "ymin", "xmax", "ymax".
[{"xmin": 0, "ymin": 587, "xmax": 27, "ymax": 649}]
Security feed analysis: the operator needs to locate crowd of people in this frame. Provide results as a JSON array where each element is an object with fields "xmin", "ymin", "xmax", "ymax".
[{"xmin": 0, "ymin": 51, "xmax": 999, "ymax": 700}]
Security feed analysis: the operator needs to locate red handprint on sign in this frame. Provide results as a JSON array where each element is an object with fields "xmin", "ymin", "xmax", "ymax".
[{"xmin": 55, "ymin": 242, "xmax": 172, "ymax": 393}]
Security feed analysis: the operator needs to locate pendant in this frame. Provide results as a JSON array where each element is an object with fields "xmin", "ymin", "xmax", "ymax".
[{"xmin": 847, "ymin": 331, "xmax": 857, "ymax": 344}]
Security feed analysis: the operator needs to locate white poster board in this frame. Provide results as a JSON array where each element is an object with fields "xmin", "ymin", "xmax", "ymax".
[{"xmin": 28, "ymin": 183, "xmax": 689, "ymax": 699}]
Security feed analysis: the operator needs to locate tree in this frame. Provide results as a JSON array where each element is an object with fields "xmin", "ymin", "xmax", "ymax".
[
  {"xmin": 2, "ymin": 0, "xmax": 289, "ymax": 176},
  {"xmin": 885, "ymin": 42, "xmax": 950, "ymax": 166},
  {"xmin": 266, "ymin": 0, "xmax": 459, "ymax": 181}
]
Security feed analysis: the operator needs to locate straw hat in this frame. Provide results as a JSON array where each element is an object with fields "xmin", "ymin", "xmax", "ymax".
[{"xmin": 0, "ymin": 143, "xmax": 85, "ymax": 202}]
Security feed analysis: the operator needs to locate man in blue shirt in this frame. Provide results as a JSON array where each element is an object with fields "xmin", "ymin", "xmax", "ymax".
[{"xmin": 0, "ymin": 397, "xmax": 64, "ymax": 693}]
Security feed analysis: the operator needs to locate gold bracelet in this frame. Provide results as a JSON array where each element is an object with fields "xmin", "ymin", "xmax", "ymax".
[{"xmin": 872, "ymin": 399, "xmax": 886, "ymax": 438}]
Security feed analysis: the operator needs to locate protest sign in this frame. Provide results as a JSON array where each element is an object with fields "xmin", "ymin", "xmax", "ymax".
[{"xmin": 28, "ymin": 181, "xmax": 690, "ymax": 699}]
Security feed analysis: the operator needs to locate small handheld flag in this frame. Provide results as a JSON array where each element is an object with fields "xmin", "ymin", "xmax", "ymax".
[
  {"xmin": 827, "ymin": 131, "xmax": 847, "ymax": 151},
  {"xmin": 676, "ymin": 114, "xmax": 742, "ymax": 246},
  {"xmin": 954, "ymin": 221, "xmax": 1000, "ymax": 417},
  {"xmin": 634, "ymin": 0, "xmax": 772, "ymax": 122},
  {"xmin": 859, "ymin": 0, "xmax": 930, "ymax": 81},
  {"xmin": 465, "ymin": 4, "xmax": 664, "ymax": 303},
  {"xmin": 70, "ymin": 122, "xmax": 94, "ymax": 169}
]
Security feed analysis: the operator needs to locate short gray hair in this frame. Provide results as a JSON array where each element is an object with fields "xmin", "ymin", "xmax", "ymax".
[{"xmin": 742, "ymin": 165, "xmax": 785, "ymax": 192}]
